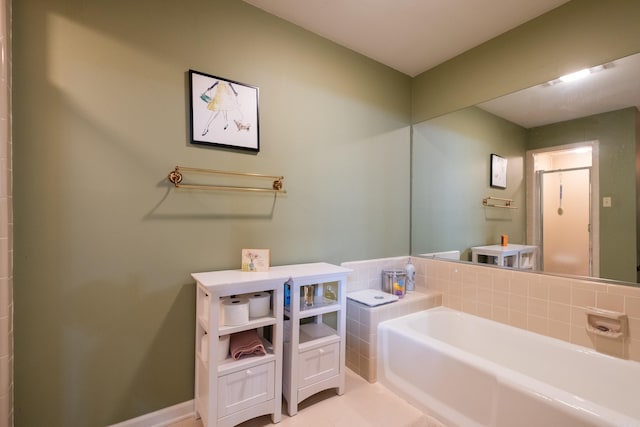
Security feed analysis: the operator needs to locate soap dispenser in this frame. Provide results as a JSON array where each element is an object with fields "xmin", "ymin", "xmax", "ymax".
[{"xmin": 404, "ymin": 259, "xmax": 415, "ymax": 292}]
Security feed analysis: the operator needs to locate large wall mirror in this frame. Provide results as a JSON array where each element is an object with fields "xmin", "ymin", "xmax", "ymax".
[{"xmin": 411, "ymin": 51, "xmax": 640, "ymax": 287}]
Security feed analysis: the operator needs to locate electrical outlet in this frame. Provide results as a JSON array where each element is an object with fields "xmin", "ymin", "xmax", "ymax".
[{"xmin": 603, "ymin": 197, "xmax": 612, "ymax": 208}]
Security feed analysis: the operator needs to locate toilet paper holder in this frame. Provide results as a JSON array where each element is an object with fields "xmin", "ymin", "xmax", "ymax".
[{"xmin": 585, "ymin": 307, "xmax": 628, "ymax": 339}]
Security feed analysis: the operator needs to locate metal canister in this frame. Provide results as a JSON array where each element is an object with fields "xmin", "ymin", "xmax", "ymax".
[{"xmin": 381, "ymin": 269, "xmax": 406, "ymax": 297}]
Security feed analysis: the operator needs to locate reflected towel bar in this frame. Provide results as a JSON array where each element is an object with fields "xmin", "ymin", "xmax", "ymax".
[
  {"xmin": 482, "ymin": 196, "xmax": 517, "ymax": 209},
  {"xmin": 168, "ymin": 166, "xmax": 286, "ymax": 193}
]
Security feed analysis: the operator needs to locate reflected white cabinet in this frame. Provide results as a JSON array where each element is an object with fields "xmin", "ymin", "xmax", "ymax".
[
  {"xmin": 192, "ymin": 270, "xmax": 284, "ymax": 427},
  {"xmin": 471, "ymin": 244, "xmax": 537, "ymax": 269},
  {"xmin": 281, "ymin": 263, "xmax": 351, "ymax": 416}
]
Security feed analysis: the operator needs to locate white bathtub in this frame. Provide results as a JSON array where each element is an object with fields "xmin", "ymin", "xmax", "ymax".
[{"xmin": 378, "ymin": 307, "xmax": 640, "ymax": 427}]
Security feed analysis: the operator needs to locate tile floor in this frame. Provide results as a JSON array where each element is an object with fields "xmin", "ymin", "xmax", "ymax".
[{"xmin": 169, "ymin": 369, "xmax": 442, "ymax": 427}]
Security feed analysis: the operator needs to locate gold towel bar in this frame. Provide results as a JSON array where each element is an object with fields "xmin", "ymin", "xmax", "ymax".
[
  {"xmin": 168, "ymin": 166, "xmax": 286, "ymax": 193},
  {"xmin": 482, "ymin": 196, "xmax": 517, "ymax": 209}
]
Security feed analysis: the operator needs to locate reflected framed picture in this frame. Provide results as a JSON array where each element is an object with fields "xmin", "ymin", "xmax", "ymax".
[
  {"xmin": 189, "ymin": 69, "xmax": 260, "ymax": 152},
  {"xmin": 490, "ymin": 154, "xmax": 507, "ymax": 189}
]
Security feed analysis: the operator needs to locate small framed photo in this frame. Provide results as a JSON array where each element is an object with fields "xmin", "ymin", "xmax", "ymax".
[
  {"xmin": 241, "ymin": 249, "xmax": 270, "ymax": 272},
  {"xmin": 490, "ymin": 154, "xmax": 507, "ymax": 189},
  {"xmin": 189, "ymin": 69, "xmax": 259, "ymax": 152}
]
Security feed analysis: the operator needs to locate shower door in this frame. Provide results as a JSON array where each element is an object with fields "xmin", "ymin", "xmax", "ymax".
[{"xmin": 539, "ymin": 167, "xmax": 592, "ymax": 276}]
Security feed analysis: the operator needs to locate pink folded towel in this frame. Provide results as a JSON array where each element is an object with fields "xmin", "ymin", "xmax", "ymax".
[{"xmin": 229, "ymin": 329, "xmax": 266, "ymax": 360}]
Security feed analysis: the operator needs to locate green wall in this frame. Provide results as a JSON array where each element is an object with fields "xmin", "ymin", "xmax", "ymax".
[
  {"xmin": 12, "ymin": 1, "xmax": 411, "ymax": 425},
  {"xmin": 527, "ymin": 108, "xmax": 639, "ymax": 282},
  {"xmin": 412, "ymin": 0, "xmax": 640, "ymax": 123},
  {"xmin": 412, "ymin": 107, "xmax": 527, "ymax": 259},
  {"xmin": 12, "ymin": 0, "xmax": 640, "ymax": 426}
]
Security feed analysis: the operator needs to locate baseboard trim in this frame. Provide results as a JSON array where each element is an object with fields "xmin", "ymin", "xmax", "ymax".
[{"xmin": 108, "ymin": 400, "xmax": 195, "ymax": 427}]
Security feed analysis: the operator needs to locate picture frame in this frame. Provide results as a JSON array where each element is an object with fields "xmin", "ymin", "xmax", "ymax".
[
  {"xmin": 189, "ymin": 69, "xmax": 259, "ymax": 152},
  {"xmin": 490, "ymin": 153, "xmax": 507, "ymax": 189},
  {"xmin": 241, "ymin": 249, "xmax": 270, "ymax": 272}
]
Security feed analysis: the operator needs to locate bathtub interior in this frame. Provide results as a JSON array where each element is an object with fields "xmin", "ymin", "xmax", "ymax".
[{"xmin": 378, "ymin": 307, "xmax": 640, "ymax": 427}]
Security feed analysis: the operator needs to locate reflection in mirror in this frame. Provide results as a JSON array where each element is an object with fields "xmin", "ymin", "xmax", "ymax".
[
  {"xmin": 530, "ymin": 143, "xmax": 597, "ymax": 278},
  {"xmin": 411, "ymin": 52, "xmax": 640, "ymax": 287}
]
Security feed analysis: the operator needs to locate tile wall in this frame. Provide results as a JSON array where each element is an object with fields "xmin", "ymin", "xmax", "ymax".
[
  {"xmin": 342, "ymin": 252, "xmax": 640, "ymax": 384},
  {"xmin": 414, "ymin": 257, "xmax": 640, "ymax": 361},
  {"xmin": 0, "ymin": 0, "xmax": 10, "ymax": 425},
  {"xmin": 342, "ymin": 257, "xmax": 442, "ymax": 382},
  {"xmin": 342, "ymin": 256, "xmax": 409, "ymax": 293},
  {"xmin": 346, "ymin": 292, "xmax": 441, "ymax": 382}
]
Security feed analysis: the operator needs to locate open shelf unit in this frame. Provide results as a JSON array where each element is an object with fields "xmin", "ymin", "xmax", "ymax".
[
  {"xmin": 192, "ymin": 262, "xmax": 351, "ymax": 425},
  {"xmin": 281, "ymin": 264, "xmax": 351, "ymax": 416},
  {"xmin": 471, "ymin": 244, "xmax": 538, "ymax": 270},
  {"xmin": 192, "ymin": 270, "xmax": 285, "ymax": 427}
]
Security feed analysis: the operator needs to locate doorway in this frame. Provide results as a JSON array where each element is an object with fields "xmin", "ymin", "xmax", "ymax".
[
  {"xmin": 526, "ymin": 142, "xmax": 600, "ymax": 277},
  {"xmin": 539, "ymin": 167, "xmax": 592, "ymax": 275}
]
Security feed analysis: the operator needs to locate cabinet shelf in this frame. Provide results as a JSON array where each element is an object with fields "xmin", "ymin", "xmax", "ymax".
[
  {"xmin": 285, "ymin": 298, "xmax": 340, "ymax": 319},
  {"xmin": 299, "ymin": 326, "xmax": 339, "ymax": 352},
  {"xmin": 218, "ymin": 313, "xmax": 277, "ymax": 336},
  {"xmin": 285, "ymin": 322, "xmax": 339, "ymax": 346},
  {"xmin": 197, "ymin": 337, "xmax": 277, "ymax": 376},
  {"xmin": 218, "ymin": 346, "xmax": 277, "ymax": 376},
  {"xmin": 299, "ymin": 322, "xmax": 338, "ymax": 343}
]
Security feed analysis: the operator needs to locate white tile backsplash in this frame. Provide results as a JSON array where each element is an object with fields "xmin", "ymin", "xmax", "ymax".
[
  {"xmin": 342, "ymin": 252, "xmax": 640, "ymax": 384},
  {"xmin": 345, "ymin": 291, "xmax": 441, "ymax": 383},
  {"xmin": 342, "ymin": 254, "xmax": 443, "ymax": 383},
  {"xmin": 417, "ymin": 257, "xmax": 640, "ymax": 362},
  {"xmin": 0, "ymin": 1, "xmax": 10, "ymax": 424},
  {"xmin": 342, "ymin": 256, "xmax": 409, "ymax": 293}
]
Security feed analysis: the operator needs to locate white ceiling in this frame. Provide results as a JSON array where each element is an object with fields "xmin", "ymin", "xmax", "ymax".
[
  {"xmin": 243, "ymin": 0, "xmax": 570, "ymax": 77},
  {"xmin": 243, "ymin": 0, "xmax": 640, "ymax": 127},
  {"xmin": 478, "ymin": 52, "xmax": 640, "ymax": 128}
]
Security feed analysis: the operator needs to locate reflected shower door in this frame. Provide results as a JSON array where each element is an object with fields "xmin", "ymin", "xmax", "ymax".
[{"xmin": 540, "ymin": 168, "xmax": 591, "ymax": 276}]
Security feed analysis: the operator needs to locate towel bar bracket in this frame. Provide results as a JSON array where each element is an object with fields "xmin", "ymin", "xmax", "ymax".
[{"xmin": 168, "ymin": 169, "xmax": 183, "ymax": 185}]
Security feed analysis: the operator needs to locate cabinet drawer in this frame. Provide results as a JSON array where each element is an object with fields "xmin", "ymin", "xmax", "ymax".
[
  {"xmin": 298, "ymin": 342, "xmax": 340, "ymax": 388},
  {"xmin": 217, "ymin": 361, "xmax": 275, "ymax": 418}
]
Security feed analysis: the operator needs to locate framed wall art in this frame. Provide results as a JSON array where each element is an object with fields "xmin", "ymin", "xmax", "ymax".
[
  {"xmin": 490, "ymin": 153, "xmax": 507, "ymax": 189},
  {"xmin": 241, "ymin": 249, "xmax": 270, "ymax": 272},
  {"xmin": 189, "ymin": 69, "xmax": 260, "ymax": 152}
]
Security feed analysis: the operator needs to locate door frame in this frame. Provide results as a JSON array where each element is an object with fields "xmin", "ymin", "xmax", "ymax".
[{"xmin": 526, "ymin": 141, "xmax": 600, "ymax": 278}]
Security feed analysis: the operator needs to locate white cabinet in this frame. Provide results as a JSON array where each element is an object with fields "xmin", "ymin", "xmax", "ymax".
[
  {"xmin": 281, "ymin": 264, "xmax": 351, "ymax": 416},
  {"xmin": 471, "ymin": 244, "xmax": 538, "ymax": 270},
  {"xmin": 192, "ymin": 262, "xmax": 351, "ymax": 425},
  {"xmin": 297, "ymin": 342, "xmax": 340, "ymax": 388},
  {"xmin": 217, "ymin": 361, "xmax": 275, "ymax": 418},
  {"xmin": 192, "ymin": 270, "xmax": 285, "ymax": 427}
]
